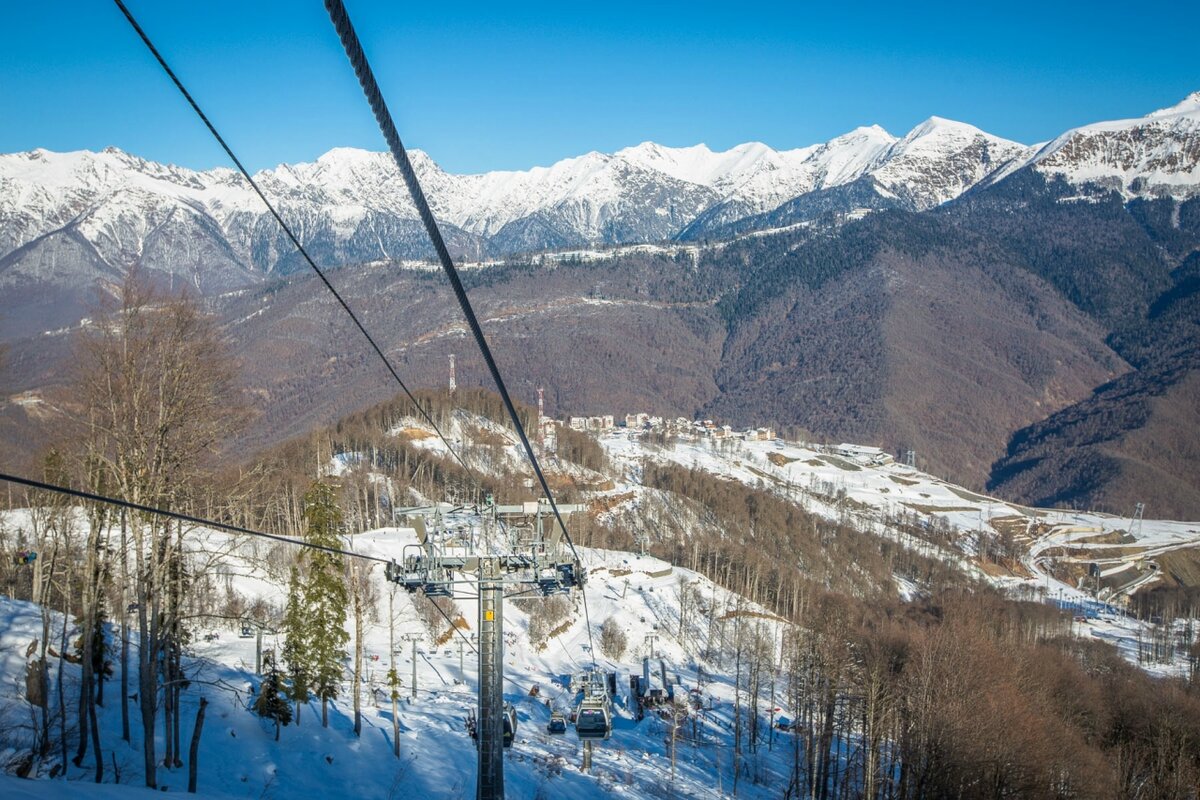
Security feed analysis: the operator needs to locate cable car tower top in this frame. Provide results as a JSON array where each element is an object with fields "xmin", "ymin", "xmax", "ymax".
[{"xmin": 385, "ymin": 499, "xmax": 584, "ymax": 800}]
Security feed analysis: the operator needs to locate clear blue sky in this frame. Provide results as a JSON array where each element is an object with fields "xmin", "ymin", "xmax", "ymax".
[{"xmin": 3, "ymin": 1, "xmax": 1197, "ymax": 174}]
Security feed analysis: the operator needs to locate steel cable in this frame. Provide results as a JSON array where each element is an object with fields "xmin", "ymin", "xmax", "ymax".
[
  {"xmin": 111, "ymin": 0, "xmax": 480, "ymax": 487},
  {"xmin": 0, "ymin": 471, "xmax": 385, "ymax": 564},
  {"xmin": 322, "ymin": 0, "xmax": 598, "ymax": 668}
]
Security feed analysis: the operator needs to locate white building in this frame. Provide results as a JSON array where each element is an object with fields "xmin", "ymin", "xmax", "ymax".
[{"xmin": 835, "ymin": 443, "xmax": 893, "ymax": 466}]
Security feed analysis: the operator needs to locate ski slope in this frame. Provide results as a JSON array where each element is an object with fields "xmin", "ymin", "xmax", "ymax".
[
  {"xmin": 4, "ymin": 427, "xmax": 1198, "ymax": 795},
  {"xmin": 596, "ymin": 430, "xmax": 1200, "ymax": 678},
  {"xmin": 0, "ymin": 507, "xmax": 797, "ymax": 799}
]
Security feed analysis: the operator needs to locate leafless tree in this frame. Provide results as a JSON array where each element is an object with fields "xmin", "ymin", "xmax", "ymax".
[
  {"xmin": 74, "ymin": 274, "xmax": 242, "ymax": 788},
  {"xmin": 348, "ymin": 559, "xmax": 379, "ymax": 737}
]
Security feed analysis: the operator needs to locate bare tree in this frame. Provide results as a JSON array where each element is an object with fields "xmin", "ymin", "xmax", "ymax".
[
  {"xmin": 348, "ymin": 559, "xmax": 378, "ymax": 737},
  {"xmin": 75, "ymin": 274, "xmax": 242, "ymax": 788},
  {"xmin": 24, "ymin": 451, "xmax": 75, "ymax": 769}
]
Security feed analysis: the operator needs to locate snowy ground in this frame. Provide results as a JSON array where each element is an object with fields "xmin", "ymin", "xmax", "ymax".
[
  {"xmin": 3, "ymin": 429, "xmax": 1198, "ymax": 795},
  {"xmin": 0, "ymin": 509, "xmax": 798, "ymax": 799},
  {"xmin": 596, "ymin": 431, "xmax": 1200, "ymax": 678},
  {"xmin": 341, "ymin": 420, "xmax": 1200, "ymax": 680}
]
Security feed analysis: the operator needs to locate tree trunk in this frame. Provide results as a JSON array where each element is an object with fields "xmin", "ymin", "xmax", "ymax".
[
  {"xmin": 816, "ymin": 689, "xmax": 836, "ymax": 800},
  {"xmin": 138, "ymin": 542, "xmax": 158, "ymax": 789},
  {"xmin": 389, "ymin": 588, "xmax": 399, "ymax": 758},
  {"xmin": 120, "ymin": 513, "xmax": 131, "ymax": 743},
  {"xmin": 75, "ymin": 545, "xmax": 96, "ymax": 767},
  {"xmin": 733, "ymin": 633, "xmax": 742, "ymax": 797},
  {"xmin": 353, "ymin": 564, "xmax": 364, "ymax": 737},
  {"xmin": 35, "ymin": 538, "xmax": 60, "ymax": 761},
  {"xmin": 391, "ymin": 694, "xmax": 400, "ymax": 757},
  {"xmin": 187, "ymin": 698, "xmax": 207, "ymax": 793},
  {"xmin": 163, "ymin": 680, "xmax": 174, "ymax": 769},
  {"xmin": 174, "ymin": 683, "xmax": 183, "ymax": 767},
  {"xmin": 89, "ymin": 687, "xmax": 104, "ymax": 783},
  {"xmin": 58, "ymin": 565, "xmax": 71, "ymax": 778},
  {"xmin": 171, "ymin": 524, "xmax": 184, "ymax": 767}
]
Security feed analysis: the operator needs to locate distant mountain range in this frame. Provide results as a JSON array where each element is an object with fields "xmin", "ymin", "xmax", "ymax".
[
  {"xmin": 3, "ymin": 94, "xmax": 1197, "ymax": 291},
  {"xmin": 1, "ymin": 92, "xmax": 1198, "ymax": 517}
]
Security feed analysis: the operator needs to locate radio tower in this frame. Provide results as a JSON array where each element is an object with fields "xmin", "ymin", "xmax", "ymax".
[
  {"xmin": 1129, "ymin": 502, "xmax": 1145, "ymax": 539},
  {"xmin": 537, "ymin": 387, "xmax": 545, "ymax": 449},
  {"xmin": 448, "ymin": 354, "xmax": 456, "ymax": 395}
]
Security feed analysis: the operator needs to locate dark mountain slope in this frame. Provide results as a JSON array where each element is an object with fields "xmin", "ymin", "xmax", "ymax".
[
  {"xmin": 945, "ymin": 170, "xmax": 1186, "ymax": 331},
  {"xmin": 702, "ymin": 213, "xmax": 1125, "ymax": 483},
  {"xmin": 989, "ymin": 251, "xmax": 1200, "ymax": 518}
]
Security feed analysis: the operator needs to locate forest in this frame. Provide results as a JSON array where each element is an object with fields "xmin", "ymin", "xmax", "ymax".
[{"xmin": 1, "ymin": 275, "xmax": 1200, "ymax": 799}]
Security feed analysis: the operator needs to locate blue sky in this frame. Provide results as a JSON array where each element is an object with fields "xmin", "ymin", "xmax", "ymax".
[{"xmin": 3, "ymin": 1, "xmax": 1197, "ymax": 174}]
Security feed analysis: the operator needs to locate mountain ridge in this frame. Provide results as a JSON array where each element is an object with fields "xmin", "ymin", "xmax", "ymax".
[
  {"xmin": 3, "ymin": 94, "xmax": 1200, "ymax": 516},
  {"xmin": 4, "ymin": 92, "xmax": 1198, "ymax": 303},
  {"xmin": 0, "ymin": 113, "xmax": 1029, "ymax": 283}
]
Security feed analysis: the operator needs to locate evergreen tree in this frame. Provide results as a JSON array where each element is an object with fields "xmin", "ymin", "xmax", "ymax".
[
  {"xmin": 300, "ymin": 481, "xmax": 349, "ymax": 728},
  {"xmin": 281, "ymin": 565, "xmax": 310, "ymax": 725},
  {"xmin": 253, "ymin": 653, "xmax": 292, "ymax": 741}
]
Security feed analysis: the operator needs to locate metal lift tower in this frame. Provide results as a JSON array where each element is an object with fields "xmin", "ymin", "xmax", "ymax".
[
  {"xmin": 477, "ymin": 556, "xmax": 504, "ymax": 797},
  {"xmin": 386, "ymin": 502, "xmax": 583, "ymax": 800}
]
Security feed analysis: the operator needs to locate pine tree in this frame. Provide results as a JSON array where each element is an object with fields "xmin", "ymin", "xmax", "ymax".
[
  {"xmin": 253, "ymin": 653, "xmax": 292, "ymax": 741},
  {"xmin": 281, "ymin": 565, "xmax": 310, "ymax": 725},
  {"xmin": 300, "ymin": 481, "xmax": 349, "ymax": 728}
]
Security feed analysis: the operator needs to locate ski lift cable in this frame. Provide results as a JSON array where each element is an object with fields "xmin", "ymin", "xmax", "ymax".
[
  {"xmin": 425, "ymin": 593, "xmax": 541, "ymax": 697},
  {"xmin": 322, "ymin": 0, "xmax": 598, "ymax": 670},
  {"xmin": 5, "ymin": 470, "xmax": 534, "ymax": 698},
  {"xmin": 110, "ymin": 0, "xmax": 481, "ymax": 489},
  {"xmin": 425, "ymin": 594, "xmax": 477, "ymax": 655},
  {"xmin": 107, "ymin": 0, "xmax": 599, "ymax": 672},
  {"xmin": 4, "ymin": 475, "xmax": 578, "ymax": 689},
  {"xmin": 0, "ymin": 471, "xmax": 389, "ymax": 565}
]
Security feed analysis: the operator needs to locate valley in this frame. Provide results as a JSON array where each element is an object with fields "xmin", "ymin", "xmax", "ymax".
[{"xmin": 1, "ymin": 46, "xmax": 1199, "ymax": 798}]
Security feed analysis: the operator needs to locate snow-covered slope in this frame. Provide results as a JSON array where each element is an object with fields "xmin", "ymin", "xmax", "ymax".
[
  {"xmin": 4, "ymin": 92, "xmax": 1198, "ymax": 305},
  {"xmin": 598, "ymin": 430, "xmax": 1200, "ymax": 617},
  {"xmin": 0, "ymin": 512, "xmax": 791, "ymax": 799},
  {"xmin": 2, "ymin": 418, "xmax": 1199, "ymax": 797},
  {"xmin": 673, "ymin": 125, "xmax": 900, "ymax": 235},
  {"xmin": 869, "ymin": 117, "xmax": 1028, "ymax": 209},
  {"xmin": 0, "ymin": 117, "xmax": 1009, "ymax": 283},
  {"xmin": 679, "ymin": 120, "xmax": 1032, "ymax": 237},
  {"xmin": 1015, "ymin": 92, "xmax": 1200, "ymax": 199}
]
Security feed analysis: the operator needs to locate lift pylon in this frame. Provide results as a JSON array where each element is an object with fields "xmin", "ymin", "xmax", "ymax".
[
  {"xmin": 477, "ymin": 556, "xmax": 504, "ymax": 799},
  {"xmin": 384, "ymin": 502, "xmax": 584, "ymax": 800}
]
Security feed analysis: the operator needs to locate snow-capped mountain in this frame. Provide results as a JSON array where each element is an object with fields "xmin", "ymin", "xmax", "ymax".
[
  {"xmin": 870, "ymin": 117, "xmax": 1028, "ymax": 208},
  {"xmin": 679, "ymin": 120, "xmax": 1030, "ymax": 238},
  {"xmin": 674, "ymin": 125, "xmax": 902, "ymax": 237},
  {"xmin": 0, "ymin": 117, "xmax": 1019, "ymax": 284},
  {"xmin": 1, "ymin": 93, "xmax": 1198, "ymax": 323},
  {"xmin": 992, "ymin": 92, "xmax": 1200, "ymax": 199}
]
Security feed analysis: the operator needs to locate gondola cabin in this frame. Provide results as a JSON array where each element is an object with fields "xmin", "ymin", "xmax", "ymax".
[
  {"xmin": 502, "ymin": 703, "xmax": 518, "ymax": 748},
  {"xmin": 547, "ymin": 712, "xmax": 567, "ymax": 735},
  {"xmin": 575, "ymin": 698, "xmax": 612, "ymax": 740}
]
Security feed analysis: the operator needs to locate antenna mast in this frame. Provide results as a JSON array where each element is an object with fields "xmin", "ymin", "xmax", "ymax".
[{"xmin": 537, "ymin": 387, "xmax": 545, "ymax": 449}]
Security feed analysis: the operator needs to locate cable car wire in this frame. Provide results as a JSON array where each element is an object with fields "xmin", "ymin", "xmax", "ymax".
[
  {"xmin": 0, "ymin": 471, "xmax": 387, "ymax": 565},
  {"xmin": 108, "ymin": 0, "xmax": 599, "ymax": 671},
  {"xmin": 2, "ymin": 471, "xmax": 535, "ymax": 697},
  {"xmin": 110, "ymin": 0, "xmax": 479, "ymax": 488},
  {"xmin": 322, "ymin": 0, "xmax": 598, "ymax": 669}
]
